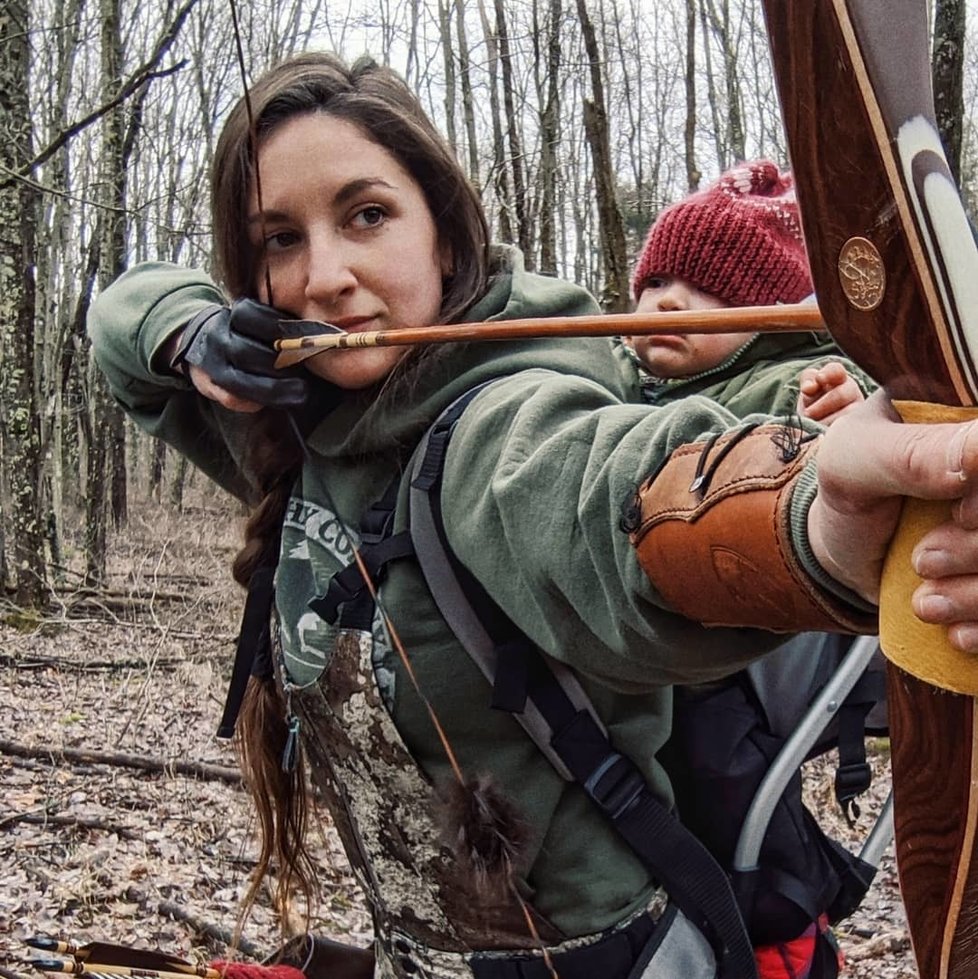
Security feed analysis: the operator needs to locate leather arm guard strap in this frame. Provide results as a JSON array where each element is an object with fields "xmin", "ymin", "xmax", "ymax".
[{"xmin": 628, "ymin": 423, "xmax": 876, "ymax": 634}]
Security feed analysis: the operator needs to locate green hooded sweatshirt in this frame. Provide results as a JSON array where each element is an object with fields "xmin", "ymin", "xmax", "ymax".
[{"xmin": 88, "ymin": 245, "xmax": 874, "ymax": 938}]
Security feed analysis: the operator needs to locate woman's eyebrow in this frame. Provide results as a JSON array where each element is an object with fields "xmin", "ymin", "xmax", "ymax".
[
  {"xmin": 246, "ymin": 177, "xmax": 398, "ymax": 226},
  {"xmin": 333, "ymin": 177, "xmax": 396, "ymax": 206}
]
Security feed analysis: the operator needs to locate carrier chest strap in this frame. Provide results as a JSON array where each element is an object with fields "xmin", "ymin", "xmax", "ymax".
[{"xmin": 309, "ymin": 476, "xmax": 415, "ymax": 631}]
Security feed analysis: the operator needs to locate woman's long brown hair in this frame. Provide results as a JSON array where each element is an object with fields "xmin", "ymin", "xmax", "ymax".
[{"xmin": 212, "ymin": 51, "xmax": 491, "ymax": 927}]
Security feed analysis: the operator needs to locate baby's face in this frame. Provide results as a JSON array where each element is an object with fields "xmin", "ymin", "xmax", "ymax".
[{"xmin": 628, "ymin": 276, "xmax": 753, "ymax": 378}]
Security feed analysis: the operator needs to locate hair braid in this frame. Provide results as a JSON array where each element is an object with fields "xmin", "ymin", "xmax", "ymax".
[{"xmin": 233, "ymin": 412, "xmax": 317, "ymax": 929}]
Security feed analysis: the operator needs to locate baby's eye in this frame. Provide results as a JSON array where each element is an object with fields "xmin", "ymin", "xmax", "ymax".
[
  {"xmin": 352, "ymin": 205, "xmax": 386, "ymax": 229},
  {"xmin": 645, "ymin": 275, "xmax": 669, "ymax": 290}
]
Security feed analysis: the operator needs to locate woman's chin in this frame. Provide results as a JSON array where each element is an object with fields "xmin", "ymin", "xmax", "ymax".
[{"xmin": 304, "ymin": 345, "xmax": 410, "ymax": 389}]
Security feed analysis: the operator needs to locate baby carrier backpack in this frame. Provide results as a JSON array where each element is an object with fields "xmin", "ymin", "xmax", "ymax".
[{"xmin": 227, "ymin": 383, "xmax": 890, "ymax": 979}]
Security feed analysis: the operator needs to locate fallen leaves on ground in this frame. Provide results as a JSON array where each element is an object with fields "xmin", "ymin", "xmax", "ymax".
[{"xmin": 0, "ymin": 495, "xmax": 916, "ymax": 977}]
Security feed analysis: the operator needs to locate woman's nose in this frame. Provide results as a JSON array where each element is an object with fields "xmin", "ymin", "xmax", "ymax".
[{"xmin": 305, "ymin": 234, "xmax": 357, "ymax": 307}]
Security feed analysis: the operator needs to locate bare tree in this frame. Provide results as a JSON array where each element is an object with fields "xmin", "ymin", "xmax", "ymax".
[
  {"xmin": 684, "ymin": 0, "xmax": 701, "ymax": 191},
  {"xmin": 494, "ymin": 0, "xmax": 532, "ymax": 262},
  {"xmin": 933, "ymin": 0, "xmax": 966, "ymax": 180},
  {"xmin": 83, "ymin": 0, "xmax": 127, "ymax": 585},
  {"xmin": 454, "ymin": 0, "xmax": 480, "ymax": 184},
  {"xmin": 0, "ymin": 0, "xmax": 46, "ymax": 605},
  {"xmin": 478, "ymin": 0, "xmax": 515, "ymax": 243},
  {"xmin": 575, "ymin": 0, "xmax": 629, "ymax": 311},
  {"xmin": 536, "ymin": 0, "xmax": 562, "ymax": 274}
]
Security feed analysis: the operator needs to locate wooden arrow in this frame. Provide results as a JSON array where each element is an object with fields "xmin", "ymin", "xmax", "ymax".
[{"xmin": 271, "ymin": 302, "xmax": 824, "ymax": 368}]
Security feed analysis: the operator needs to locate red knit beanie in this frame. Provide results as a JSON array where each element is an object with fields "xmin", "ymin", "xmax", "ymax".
[{"xmin": 631, "ymin": 160, "xmax": 813, "ymax": 307}]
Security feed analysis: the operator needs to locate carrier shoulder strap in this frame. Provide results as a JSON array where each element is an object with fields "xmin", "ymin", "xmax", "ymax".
[{"xmin": 408, "ymin": 382, "xmax": 756, "ymax": 979}]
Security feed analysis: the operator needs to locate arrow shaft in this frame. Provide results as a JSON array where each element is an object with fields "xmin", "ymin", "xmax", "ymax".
[{"xmin": 272, "ymin": 303, "xmax": 824, "ymax": 368}]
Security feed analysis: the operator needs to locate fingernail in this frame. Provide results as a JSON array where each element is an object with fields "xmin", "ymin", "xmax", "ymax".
[
  {"xmin": 913, "ymin": 547, "xmax": 949, "ymax": 576},
  {"xmin": 914, "ymin": 593, "xmax": 953, "ymax": 619},
  {"xmin": 947, "ymin": 420, "xmax": 978, "ymax": 482},
  {"xmin": 951, "ymin": 625, "xmax": 978, "ymax": 653}
]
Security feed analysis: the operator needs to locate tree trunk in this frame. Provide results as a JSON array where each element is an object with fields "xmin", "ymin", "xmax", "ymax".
[
  {"xmin": 932, "ymin": 0, "xmax": 965, "ymax": 182},
  {"xmin": 494, "ymin": 0, "xmax": 533, "ymax": 263},
  {"xmin": 85, "ymin": 0, "xmax": 128, "ymax": 584},
  {"xmin": 537, "ymin": 0, "xmax": 562, "ymax": 275},
  {"xmin": 576, "ymin": 0, "xmax": 630, "ymax": 311},
  {"xmin": 684, "ymin": 0, "xmax": 701, "ymax": 191},
  {"xmin": 438, "ymin": 0, "xmax": 458, "ymax": 150},
  {"xmin": 0, "ymin": 0, "xmax": 46, "ymax": 607},
  {"xmin": 478, "ymin": 0, "xmax": 514, "ymax": 243},
  {"xmin": 454, "ymin": 0, "xmax": 480, "ymax": 185},
  {"xmin": 698, "ymin": 0, "xmax": 746, "ymax": 168}
]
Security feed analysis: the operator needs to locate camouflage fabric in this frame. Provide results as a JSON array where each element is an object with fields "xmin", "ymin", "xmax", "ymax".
[{"xmin": 294, "ymin": 629, "xmax": 666, "ymax": 978}]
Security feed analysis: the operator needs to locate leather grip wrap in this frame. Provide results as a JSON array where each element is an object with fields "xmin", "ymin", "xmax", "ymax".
[{"xmin": 629, "ymin": 424, "xmax": 875, "ymax": 634}]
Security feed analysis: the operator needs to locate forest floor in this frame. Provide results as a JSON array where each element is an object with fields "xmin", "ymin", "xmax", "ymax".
[{"xmin": 0, "ymin": 490, "xmax": 915, "ymax": 977}]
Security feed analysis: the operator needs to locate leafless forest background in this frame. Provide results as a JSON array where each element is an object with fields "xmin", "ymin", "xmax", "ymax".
[{"xmin": 0, "ymin": 1, "xmax": 975, "ymax": 977}]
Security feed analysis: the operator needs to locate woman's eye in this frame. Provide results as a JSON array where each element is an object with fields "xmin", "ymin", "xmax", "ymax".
[
  {"xmin": 265, "ymin": 230, "xmax": 298, "ymax": 252},
  {"xmin": 352, "ymin": 205, "xmax": 386, "ymax": 229}
]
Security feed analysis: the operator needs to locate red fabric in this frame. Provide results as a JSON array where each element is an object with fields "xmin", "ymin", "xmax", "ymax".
[
  {"xmin": 631, "ymin": 159, "xmax": 813, "ymax": 307},
  {"xmin": 211, "ymin": 962, "xmax": 307, "ymax": 979},
  {"xmin": 753, "ymin": 916, "xmax": 844, "ymax": 979}
]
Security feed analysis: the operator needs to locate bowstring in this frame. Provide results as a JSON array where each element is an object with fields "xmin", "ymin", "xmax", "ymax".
[{"xmin": 228, "ymin": 0, "xmax": 273, "ymax": 306}]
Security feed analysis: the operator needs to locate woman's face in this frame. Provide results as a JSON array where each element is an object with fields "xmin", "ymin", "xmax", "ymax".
[{"xmin": 247, "ymin": 113, "xmax": 449, "ymax": 389}]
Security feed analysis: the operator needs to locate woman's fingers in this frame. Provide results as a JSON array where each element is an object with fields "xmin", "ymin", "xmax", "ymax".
[
  {"xmin": 912, "ymin": 574, "xmax": 978, "ymax": 653},
  {"xmin": 913, "ymin": 519, "xmax": 978, "ymax": 578},
  {"xmin": 188, "ymin": 363, "xmax": 264, "ymax": 413}
]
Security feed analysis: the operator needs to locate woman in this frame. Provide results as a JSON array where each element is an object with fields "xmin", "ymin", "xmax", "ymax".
[{"xmin": 88, "ymin": 52, "xmax": 978, "ymax": 979}]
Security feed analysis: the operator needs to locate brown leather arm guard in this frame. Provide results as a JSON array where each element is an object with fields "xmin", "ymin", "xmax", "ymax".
[{"xmin": 628, "ymin": 422, "xmax": 876, "ymax": 634}]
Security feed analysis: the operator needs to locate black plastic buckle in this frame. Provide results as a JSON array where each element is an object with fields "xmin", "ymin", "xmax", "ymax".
[
  {"xmin": 835, "ymin": 761, "xmax": 871, "ymax": 827},
  {"xmin": 309, "ymin": 572, "xmax": 361, "ymax": 623},
  {"xmin": 584, "ymin": 752, "xmax": 645, "ymax": 821},
  {"xmin": 835, "ymin": 761, "xmax": 871, "ymax": 801}
]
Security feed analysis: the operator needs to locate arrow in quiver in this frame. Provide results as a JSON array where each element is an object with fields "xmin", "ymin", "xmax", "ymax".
[{"xmin": 760, "ymin": 2, "xmax": 978, "ymax": 978}]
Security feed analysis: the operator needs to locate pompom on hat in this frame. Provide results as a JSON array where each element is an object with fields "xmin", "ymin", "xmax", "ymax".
[{"xmin": 631, "ymin": 159, "xmax": 813, "ymax": 308}]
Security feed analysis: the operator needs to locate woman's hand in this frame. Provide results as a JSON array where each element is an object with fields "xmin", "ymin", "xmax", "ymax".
[
  {"xmin": 167, "ymin": 299, "xmax": 310, "ymax": 412},
  {"xmin": 809, "ymin": 392, "xmax": 978, "ymax": 650}
]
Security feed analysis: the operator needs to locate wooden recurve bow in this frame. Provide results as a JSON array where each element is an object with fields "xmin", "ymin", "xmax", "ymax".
[{"xmin": 760, "ymin": 3, "xmax": 978, "ymax": 977}]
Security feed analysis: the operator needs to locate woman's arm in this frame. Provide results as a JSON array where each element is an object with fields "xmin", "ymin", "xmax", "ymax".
[{"xmin": 87, "ymin": 262, "xmax": 256, "ymax": 501}]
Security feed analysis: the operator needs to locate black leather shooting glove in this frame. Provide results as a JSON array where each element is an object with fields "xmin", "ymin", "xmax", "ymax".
[{"xmin": 169, "ymin": 298, "xmax": 318, "ymax": 409}]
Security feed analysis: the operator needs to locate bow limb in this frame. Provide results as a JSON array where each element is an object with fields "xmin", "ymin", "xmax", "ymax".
[{"xmin": 761, "ymin": 3, "xmax": 978, "ymax": 977}]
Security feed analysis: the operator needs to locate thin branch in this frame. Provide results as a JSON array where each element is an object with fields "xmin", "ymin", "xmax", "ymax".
[
  {"xmin": 0, "ymin": 0, "xmax": 201, "ymax": 190},
  {"xmin": 0, "ymin": 966, "xmax": 32, "ymax": 979},
  {"xmin": 0, "ymin": 806, "xmax": 143, "ymax": 840},
  {"xmin": 158, "ymin": 903, "xmax": 263, "ymax": 959},
  {"xmin": 0, "ymin": 652, "xmax": 195, "ymax": 671},
  {"xmin": 0, "ymin": 65, "xmax": 185, "ymax": 191},
  {"xmin": 0, "ymin": 740, "xmax": 242, "ymax": 784}
]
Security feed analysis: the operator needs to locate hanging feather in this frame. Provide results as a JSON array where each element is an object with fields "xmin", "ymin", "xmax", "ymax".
[{"xmin": 437, "ymin": 775, "xmax": 532, "ymax": 899}]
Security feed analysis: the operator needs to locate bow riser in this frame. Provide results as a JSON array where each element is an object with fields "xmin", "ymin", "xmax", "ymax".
[
  {"xmin": 762, "ymin": 2, "xmax": 978, "ymax": 977},
  {"xmin": 765, "ymin": 0, "xmax": 978, "ymax": 407}
]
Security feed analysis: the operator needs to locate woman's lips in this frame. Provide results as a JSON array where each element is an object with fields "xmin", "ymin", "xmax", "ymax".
[{"xmin": 330, "ymin": 316, "xmax": 377, "ymax": 333}]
